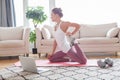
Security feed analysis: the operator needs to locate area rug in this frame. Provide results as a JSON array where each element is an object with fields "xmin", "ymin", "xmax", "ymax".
[
  {"xmin": 14, "ymin": 59, "xmax": 97, "ymax": 67},
  {"xmin": 0, "ymin": 59, "xmax": 120, "ymax": 80}
]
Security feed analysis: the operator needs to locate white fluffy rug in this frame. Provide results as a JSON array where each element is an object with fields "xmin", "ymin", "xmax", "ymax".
[{"xmin": 0, "ymin": 59, "xmax": 120, "ymax": 80}]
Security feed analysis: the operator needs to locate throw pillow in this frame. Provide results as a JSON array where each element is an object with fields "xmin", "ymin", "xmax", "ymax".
[
  {"xmin": 41, "ymin": 27, "xmax": 51, "ymax": 39},
  {"xmin": 44, "ymin": 25, "xmax": 54, "ymax": 38},
  {"xmin": 106, "ymin": 27, "xmax": 120, "ymax": 38}
]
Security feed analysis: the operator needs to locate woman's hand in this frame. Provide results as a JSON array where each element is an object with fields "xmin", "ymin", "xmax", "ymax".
[
  {"xmin": 66, "ymin": 32, "xmax": 73, "ymax": 36},
  {"xmin": 47, "ymin": 53, "xmax": 53, "ymax": 59}
]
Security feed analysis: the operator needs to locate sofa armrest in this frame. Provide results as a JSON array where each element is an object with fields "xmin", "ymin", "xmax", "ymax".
[
  {"xmin": 22, "ymin": 27, "xmax": 31, "ymax": 51},
  {"xmin": 36, "ymin": 27, "xmax": 43, "ymax": 49},
  {"xmin": 118, "ymin": 29, "xmax": 120, "ymax": 42},
  {"xmin": 23, "ymin": 27, "xmax": 31, "ymax": 40},
  {"xmin": 36, "ymin": 27, "xmax": 43, "ymax": 40}
]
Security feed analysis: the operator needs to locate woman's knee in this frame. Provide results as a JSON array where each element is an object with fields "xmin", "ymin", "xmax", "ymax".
[
  {"xmin": 80, "ymin": 58, "xmax": 87, "ymax": 64},
  {"xmin": 48, "ymin": 56, "xmax": 55, "ymax": 62}
]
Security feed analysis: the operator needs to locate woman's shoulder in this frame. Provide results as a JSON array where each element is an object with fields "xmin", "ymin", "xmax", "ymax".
[
  {"xmin": 60, "ymin": 21, "xmax": 70, "ymax": 31},
  {"xmin": 61, "ymin": 21, "xmax": 70, "ymax": 26},
  {"xmin": 62, "ymin": 21, "xmax": 70, "ymax": 24}
]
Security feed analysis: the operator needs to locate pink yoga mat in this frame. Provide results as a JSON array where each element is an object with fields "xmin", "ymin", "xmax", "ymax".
[{"xmin": 14, "ymin": 59, "xmax": 98, "ymax": 67}]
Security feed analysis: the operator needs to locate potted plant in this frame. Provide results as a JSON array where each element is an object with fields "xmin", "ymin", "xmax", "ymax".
[
  {"xmin": 29, "ymin": 30, "xmax": 37, "ymax": 54},
  {"xmin": 26, "ymin": 6, "xmax": 47, "ymax": 54}
]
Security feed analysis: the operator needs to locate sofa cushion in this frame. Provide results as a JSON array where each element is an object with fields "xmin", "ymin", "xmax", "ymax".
[
  {"xmin": 44, "ymin": 25, "xmax": 55, "ymax": 38},
  {"xmin": 40, "ymin": 39, "xmax": 54, "ymax": 46},
  {"xmin": 77, "ymin": 37, "xmax": 119, "ymax": 44},
  {"xmin": 106, "ymin": 27, "xmax": 120, "ymax": 38},
  {"xmin": 0, "ymin": 27, "xmax": 23, "ymax": 40},
  {"xmin": 41, "ymin": 27, "xmax": 51, "ymax": 39},
  {"xmin": 80, "ymin": 23, "xmax": 117, "ymax": 38},
  {"xmin": 0, "ymin": 40, "xmax": 24, "ymax": 48}
]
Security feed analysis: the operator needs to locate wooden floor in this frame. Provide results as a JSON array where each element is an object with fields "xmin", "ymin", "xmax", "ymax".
[
  {"xmin": 0, "ymin": 54, "xmax": 42, "ymax": 69},
  {"xmin": 0, "ymin": 53, "xmax": 120, "ymax": 69},
  {"xmin": 0, "ymin": 58, "xmax": 18, "ymax": 69}
]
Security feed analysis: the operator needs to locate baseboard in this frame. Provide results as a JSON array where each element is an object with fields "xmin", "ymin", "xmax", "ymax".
[{"xmin": 85, "ymin": 52, "xmax": 116, "ymax": 57}]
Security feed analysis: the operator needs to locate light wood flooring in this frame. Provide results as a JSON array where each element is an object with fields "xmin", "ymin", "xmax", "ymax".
[
  {"xmin": 0, "ymin": 54, "xmax": 43, "ymax": 69},
  {"xmin": 0, "ymin": 53, "xmax": 120, "ymax": 69},
  {"xmin": 0, "ymin": 58, "xmax": 18, "ymax": 69}
]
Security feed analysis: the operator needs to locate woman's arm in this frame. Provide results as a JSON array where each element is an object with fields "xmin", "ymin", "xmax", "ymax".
[
  {"xmin": 52, "ymin": 26, "xmax": 57, "ymax": 54},
  {"xmin": 51, "ymin": 40, "xmax": 57, "ymax": 55},
  {"xmin": 67, "ymin": 22, "xmax": 80, "ymax": 35},
  {"xmin": 70, "ymin": 23, "xmax": 80, "ymax": 35},
  {"xmin": 61, "ymin": 22, "xmax": 80, "ymax": 36},
  {"xmin": 47, "ymin": 40, "xmax": 57, "ymax": 59},
  {"xmin": 48, "ymin": 26, "xmax": 57, "ymax": 58}
]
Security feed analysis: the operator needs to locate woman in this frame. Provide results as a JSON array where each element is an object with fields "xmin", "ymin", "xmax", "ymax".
[{"xmin": 48, "ymin": 8, "xmax": 87, "ymax": 64}]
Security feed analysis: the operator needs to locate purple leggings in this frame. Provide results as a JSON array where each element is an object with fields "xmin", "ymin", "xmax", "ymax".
[{"xmin": 49, "ymin": 44, "xmax": 87, "ymax": 64}]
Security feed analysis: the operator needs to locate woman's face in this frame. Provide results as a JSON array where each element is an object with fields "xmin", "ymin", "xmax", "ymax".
[
  {"xmin": 51, "ymin": 12, "xmax": 58, "ymax": 22},
  {"xmin": 51, "ymin": 12, "xmax": 56, "ymax": 22}
]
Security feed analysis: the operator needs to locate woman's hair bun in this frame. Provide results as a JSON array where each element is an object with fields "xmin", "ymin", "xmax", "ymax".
[{"xmin": 52, "ymin": 8, "xmax": 63, "ymax": 18}]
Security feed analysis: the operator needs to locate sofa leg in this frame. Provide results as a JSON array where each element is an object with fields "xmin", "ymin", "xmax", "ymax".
[
  {"xmin": 23, "ymin": 54, "xmax": 26, "ymax": 57},
  {"xmin": 8, "ymin": 56, "xmax": 12, "ymax": 59},
  {"xmin": 24, "ymin": 53, "xmax": 29, "ymax": 57},
  {"xmin": 45, "ymin": 53, "xmax": 48, "ymax": 58},
  {"xmin": 115, "ymin": 52, "xmax": 120, "ymax": 56},
  {"xmin": 38, "ymin": 53, "xmax": 41, "ymax": 58},
  {"xmin": 26, "ymin": 53, "xmax": 29, "ymax": 57}
]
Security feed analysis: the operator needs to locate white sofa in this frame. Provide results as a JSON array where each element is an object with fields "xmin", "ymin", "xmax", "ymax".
[
  {"xmin": 0, "ymin": 27, "xmax": 30, "ymax": 57},
  {"xmin": 36, "ymin": 23, "xmax": 120, "ymax": 56}
]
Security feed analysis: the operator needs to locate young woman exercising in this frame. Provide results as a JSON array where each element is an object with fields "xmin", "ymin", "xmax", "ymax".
[{"xmin": 48, "ymin": 8, "xmax": 87, "ymax": 64}]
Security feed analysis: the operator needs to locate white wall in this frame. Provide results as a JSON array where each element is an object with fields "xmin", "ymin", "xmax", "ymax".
[{"xmin": 56, "ymin": 0, "xmax": 120, "ymax": 25}]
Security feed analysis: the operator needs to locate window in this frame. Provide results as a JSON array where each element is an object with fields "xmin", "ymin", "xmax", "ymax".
[
  {"xmin": 28, "ymin": 0, "xmax": 49, "ymax": 30},
  {"xmin": 14, "ymin": 0, "xmax": 50, "ymax": 28},
  {"xmin": 56, "ymin": 0, "xmax": 120, "ymax": 25},
  {"xmin": 14, "ymin": 0, "xmax": 24, "ymax": 26},
  {"xmin": 14, "ymin": 0, "xmax": 120, "ymax": 27}
]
